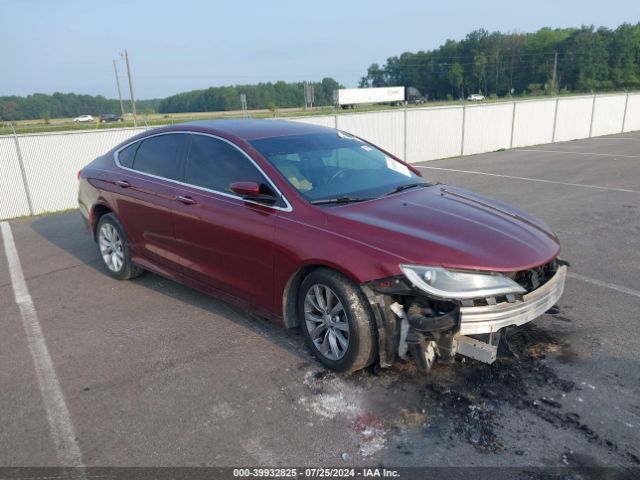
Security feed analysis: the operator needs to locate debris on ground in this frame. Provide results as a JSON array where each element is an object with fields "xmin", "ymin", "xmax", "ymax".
[
  {"xmin": 296, "ymin": 322, "xmax": 640, "ymax": 465},
  {"xmin": 354, "ymin": 412, "xmax": 387, "ymax": 457}
]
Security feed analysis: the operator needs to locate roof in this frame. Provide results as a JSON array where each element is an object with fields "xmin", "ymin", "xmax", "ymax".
[{"xmin": 177, "ymin": 119, "xmax": 334, "ymax": 141}]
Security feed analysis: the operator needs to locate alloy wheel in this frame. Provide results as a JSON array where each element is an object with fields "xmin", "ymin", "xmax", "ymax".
[
  {"xmin": 304, "ymin": 284, "xmax": 350, "ymax": 360},
  {"xmin": 98, "ymin": 223, "xmax": 124, "ymax": 273}
]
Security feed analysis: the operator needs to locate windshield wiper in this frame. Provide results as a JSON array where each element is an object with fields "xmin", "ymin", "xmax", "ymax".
[
  {"xmin": 310, "ymin": 196, "xmax": 371, "ymax": 206},
  {"xmin": 383, "ymin": 182, "xmax": 432, "ymax": 196}
]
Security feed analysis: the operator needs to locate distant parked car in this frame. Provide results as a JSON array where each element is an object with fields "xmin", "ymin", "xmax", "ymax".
[
  {"xmin": 77, "ymin": 119, "xmax": 567, "ymax": 374},
  {"xmin": 73, "ymin": 115, "xmax": 94, "ymax": 123},
  {"xmin": 100, "ymin": 114, "xmax": 123, "ymax": 123},
  {"xmin": 467, "ymin": 94, "xmax": 485, "ymax": 101}
]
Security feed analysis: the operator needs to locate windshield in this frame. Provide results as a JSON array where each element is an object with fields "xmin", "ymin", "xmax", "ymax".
[{"xmin": 250, "ymin": 132, "xmax": 425, "ymax": 203}]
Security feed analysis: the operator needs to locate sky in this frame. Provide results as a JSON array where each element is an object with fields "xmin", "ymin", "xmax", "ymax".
[{"xmin": 1, "ymin": 0, "xmax": 638, "ymax": 99}]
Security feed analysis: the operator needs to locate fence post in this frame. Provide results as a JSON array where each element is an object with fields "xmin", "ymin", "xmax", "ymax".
[
  {"xmin": 509, "ymin": 101, "xmax": 517, "ymax": 149},
  {"xmin": 621, "ymin": 91, "xmax": 630, "ymax": 133},
  {"xmin": 588, "ymin": 93, "xmax": 597, "ymax": 138},
  {"xmin": 334, "ymin": 113, "xmax": 338, "ymax": 130},
  {"xmin": 551, "ymin": 97, "xmax": 559, "ymax": 142},
  {"xmin": 460, "ymin": 103, "xmax": 466, "ymax": 156},
  {"xmin": 403, "ymin": 107, "xmax": 408, "ymax": 162},
  {"xmin": 8, "ymin": 123, "xmax": 34, "ymax": 216}
]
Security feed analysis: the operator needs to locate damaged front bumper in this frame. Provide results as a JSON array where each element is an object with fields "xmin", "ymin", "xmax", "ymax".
[
  {"xmin": 363, "ymin": 264, "xmax": 568, "ymax": 370},
  {"xmin": 459, "ymin": 265, "xmax": 567, "ymax": 336}
]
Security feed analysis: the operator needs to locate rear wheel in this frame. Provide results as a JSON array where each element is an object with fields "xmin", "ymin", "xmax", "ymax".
[
  {"xmin": 298, "ymin": 268, "xmax": 377, "ymax": 372},
  {"xmin": 96, "ymin": 213, "xmax": 143, "ymax": 280}
]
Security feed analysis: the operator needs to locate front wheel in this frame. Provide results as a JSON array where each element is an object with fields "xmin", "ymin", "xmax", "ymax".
[
  {"xmin": 298, "ymin": 268, "xmax": 377, "ymax": 373},
  {"xmin": 96, "ymin": 213, "xmax": 144, "ymax": 280}
]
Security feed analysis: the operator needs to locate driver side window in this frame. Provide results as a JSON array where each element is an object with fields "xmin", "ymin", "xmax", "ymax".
[{"xmin": 185, "ymin": 134, "xmax": 265, "ymax": 194}]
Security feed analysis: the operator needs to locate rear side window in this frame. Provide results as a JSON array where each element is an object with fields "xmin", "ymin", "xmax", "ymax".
[
  {"xmin": 132, "ymin": 134, "xmax": 186, "ymax": 180},
  {"xmin": 117, "ymin": 142, "xmax": 139, "ymax": 168},
  {"xmin": 185, "ymin": 135, "xmax": 264, "ymax": 194}
]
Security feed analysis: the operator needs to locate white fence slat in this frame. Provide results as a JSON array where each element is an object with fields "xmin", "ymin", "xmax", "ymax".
[{"xmin": 0, "ymin": 137, "xmax": 31, "ymax": 219}]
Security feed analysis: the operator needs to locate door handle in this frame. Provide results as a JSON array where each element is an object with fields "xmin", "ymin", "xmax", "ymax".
[
  {"xmin": 115, "ymin": 180, "xmax": 131, "ymax": 188},
  {"xmin": 176, "ymin": 195, "xmax": 197, "ymax": 205}
]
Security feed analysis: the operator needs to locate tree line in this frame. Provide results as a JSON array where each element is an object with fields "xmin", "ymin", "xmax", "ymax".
[
  {"xmin": 157, "ymin": 78, "xmax": 341, "ymax": 113},
  {"xmin": 0, "ymin": 92, "xmax": 161, "ymax": 122},
  {"xmin": 0, "ymin": 78, "xmax": 341, "ymax": 121},
  {"xmin": 359, "ymin": 23, "xmax": 640, "ymax": 100}
]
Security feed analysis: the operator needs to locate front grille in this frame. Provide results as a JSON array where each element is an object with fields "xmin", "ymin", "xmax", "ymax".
[{"xmin": 510, "ymin": 259, "xmax": 558, "ymax": 293}]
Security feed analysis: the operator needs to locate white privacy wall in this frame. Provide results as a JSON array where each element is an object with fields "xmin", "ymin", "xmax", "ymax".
[
  {"xmin": 591, "ymin": 95, "xmax": 627, "ymax": 137},
  {"xmin": 0, "ymin": 137, "xmax": 31, "ymax": 219},
  {"xmin": 623, "ymin": 93, "xmax": 640, "ymax": 132},
  {"xmin": 511, "ymin": 99, "xmax": 556, "ymax": 148},
  {"xmin": 11, "ymin": 128, "xmax": 147, "ymax": 216},
  {"xmin": 336, "ymin": 110, "xmax": 405, "ymax": 158},
  {"xmin": 462, "ymin": 103, "xmax": 514, "ymax": 155},
  {"xmin": 290, "ymin": 115, "xmax": 336, "ymax": 128},
  {"xmin": 553, "ymin": 96, "xmax": 594, "ymax": 142},
  {"xmin": 405, "ymin": 106, "xmax": 463, "ymax": 162},
  {"xmin": 0, "ymin": 92, "xmax": 637, "ymax": 220}
]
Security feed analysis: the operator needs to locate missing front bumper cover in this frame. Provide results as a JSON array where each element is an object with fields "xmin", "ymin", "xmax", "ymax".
[
  {"xmin": 366, "ymin": 264, "xmax": 568, "ymax": 369},
  {"xmin": 458, "ymin": 265, "xmax": 567, "ymax": 335}
]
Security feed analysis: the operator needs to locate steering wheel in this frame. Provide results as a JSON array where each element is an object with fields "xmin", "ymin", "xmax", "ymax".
[{"xmin": 328, "ymin": 168, "xmax": 349, "ymax": 184}]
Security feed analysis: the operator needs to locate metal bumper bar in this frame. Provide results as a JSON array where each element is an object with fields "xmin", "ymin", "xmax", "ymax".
[{"xmin": 459, "ymin": 265, "xmax": 567, "ymax": 335}]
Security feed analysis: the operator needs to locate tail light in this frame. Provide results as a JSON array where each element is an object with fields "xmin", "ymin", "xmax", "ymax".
[{"xmin": 77, "ymin": 170, "xmax": 82, "ymax": 180}]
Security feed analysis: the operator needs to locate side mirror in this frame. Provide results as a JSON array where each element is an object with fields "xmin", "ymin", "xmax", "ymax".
[
  {"xmin": 230, "ymin": 181, "xmax": 261, "ymax": 198},
  {"xmin": 230, "ymin": 181, "xmax": 278, "ymax": 205}
]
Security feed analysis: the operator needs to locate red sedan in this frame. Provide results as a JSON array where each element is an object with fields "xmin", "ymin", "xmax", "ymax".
[{"xmin": 78, "ymin": 120, "xmax": 567, "ymax": 372}]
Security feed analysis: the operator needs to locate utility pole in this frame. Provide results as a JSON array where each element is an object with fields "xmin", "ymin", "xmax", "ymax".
[
  {"xmin": 122, "ymin": 50, "xmax": 138, "ymax": 126},
  {"xmin": 304, "ymin": 82, "xmax": 308, "ymax": 110},
  {"xmin": 112, "ymin": 59, "xmax": 126, "ymax": 124},
  {"xmin": 551, "ymin": 51, "xmax": 558, "ymax": 95}
]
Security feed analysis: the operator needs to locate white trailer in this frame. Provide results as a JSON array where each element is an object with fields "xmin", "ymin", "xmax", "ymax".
[{"xmin": 335, "ymin": 87, "xmax": 405, "ymax": 108}]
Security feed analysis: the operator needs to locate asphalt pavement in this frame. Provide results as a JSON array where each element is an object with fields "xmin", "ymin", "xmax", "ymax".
[{"xmin": 1, "ymin": 132, "xmax": 639, "ymax": 473}]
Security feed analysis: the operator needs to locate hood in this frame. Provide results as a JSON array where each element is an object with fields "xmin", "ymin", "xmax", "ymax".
[{"xmin": 325, "ymin": 185, "xmax": 560, "ymax": 272}]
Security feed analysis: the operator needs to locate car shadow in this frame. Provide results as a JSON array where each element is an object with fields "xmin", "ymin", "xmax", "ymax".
[{"xmin": 30, "ymin": 210, "xmax": 310, "ymax": 364}]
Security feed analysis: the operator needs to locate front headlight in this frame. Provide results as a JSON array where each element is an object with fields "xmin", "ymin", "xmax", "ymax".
[{"xmin": 400, "ymin": 264, "xmax": 526, "ymax": 300}]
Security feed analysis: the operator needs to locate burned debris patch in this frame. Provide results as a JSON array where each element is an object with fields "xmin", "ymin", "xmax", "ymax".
[
  {"xmin": 504, "ymin": 322, "xmax": 574, "ymax": 362},
  {"xmin": 412, "ymin": 323, "xmax": 578, "ymax": 453},
  {"xmin": 426, "ymin": 383, "xmax": 503, "ymax": 453},
  {"xmin": 298, "ymin": 323, "xmax": 639, "ymax": 465},
  {"xmin": 418, "ymin": 324, "xmax": 640, "ymax": 465}
]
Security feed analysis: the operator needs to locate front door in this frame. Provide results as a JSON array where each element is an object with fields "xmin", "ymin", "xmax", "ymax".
[{"xmin": 171, "ymin": 133, "xmax": 282, "ymax": 314}]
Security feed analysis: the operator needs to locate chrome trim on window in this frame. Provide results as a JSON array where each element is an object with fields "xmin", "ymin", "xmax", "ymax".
[
  {"xmin": 112, "ymin": 130, "xmax": 293, "ymax": 212},
  {"xmin": 459, "ymin": 265, "xmax": 567, "ymax": 335}
]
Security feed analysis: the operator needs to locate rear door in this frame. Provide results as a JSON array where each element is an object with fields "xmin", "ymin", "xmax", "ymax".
[
  {"xmin": 111, "ymin": 132, "xmax": 187, "ymax": 274},
  {"xmin": 171, "ymin": 133, "xmax": 283, "ymax": 314}
]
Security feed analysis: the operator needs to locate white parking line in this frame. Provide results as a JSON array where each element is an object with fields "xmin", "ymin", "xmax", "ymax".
[
  {"xmin": 520, "ymin": 149, "xmax": 640, "ymax": 158},
  {"xmin": 0, "ymin": 222, "xmax": 86, "ymax": 474},
  {"xmin": 568, "ymin": 272, "xmax": 640, "ymax": 299},
  {"xmin": 415, "ymin": 166, "xmax": 640, "ymax": 194},
  {"xmin": 588, "ymin": 137, "xmax": 640, "ymax": 141}
]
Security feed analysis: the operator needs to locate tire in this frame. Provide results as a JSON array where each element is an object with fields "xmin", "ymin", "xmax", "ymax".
[
  {"xmin": 298, "ymin": 268, "xmax": 377, "ymax": 373},
  {"xmin": 96, "ymin": 213, "xmax": 144, "ymax": 280}
]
